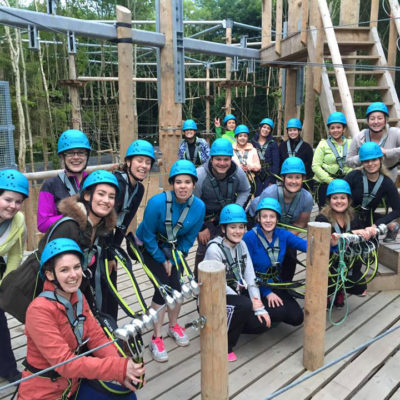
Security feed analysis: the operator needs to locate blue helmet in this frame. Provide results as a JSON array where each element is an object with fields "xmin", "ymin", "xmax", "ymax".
[
  {"xmin": 256, "ymin": 197, "xmax": 281, "ymax": 217},
  {"xmin": 82, "ymin": 170, "xmax": 119, "ymax": 193},
  {"xmin": 125, "ymin": 139, "xmax": 155, "ymax": 163},
  {"xmin": 366, "ymin": 102, "xmax": 389, "ymax": 117},
  {"xmin": 219, "ymin": 204, "xmax": 247, "ymax": 224},
  {"xmin": 168, "ymin": 160, "xmax": 198, "ymax": 183},
  {"xmin": 40, "ymin": 238, "xmax": 83, "ymax": 279},
  {"xmin": 259, "ymin": 118, "xmax": 274, "ymax": 129},
  {"xmin": 182, "ymin": 119, "xmax": 198, "ymax": 131},
  {"xmin": 286, "ymin": 118, "xmax": 302, "ymax": 130},
  {"xmin": 57, "ymin": 130, "xmax": 91, "ymax": 154},
  {"xmin": 281, "ymin": 157, "xmax": 306, "ymax": 175},
  {"xmin": 234, "ymin": 124, "xmax": 250, "ymax": 137},
  {"xmin": 0, "ymin": 169, "xmax": 29, "ymax": 198},
  {"xmin": 327, "ymin": 112, "xmax": 347, "ymax": 126},
  {"xmin": 223, "ymin": 114, "xmax": 236, "ymax": 125},
  {"xmin": 359, "ymin": 142, "xmax": 384, "ymax": 162},
  {"xmin": 210, "ymin": 138, "xmax": 233, "ymax": 157},
  {"xmin": 326, "ymin": 179, "xmax": 351, "ymax": 197}
]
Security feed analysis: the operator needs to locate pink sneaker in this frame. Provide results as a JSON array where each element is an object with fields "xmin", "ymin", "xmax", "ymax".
[
  {"xmin": 168, "ymin": 323, "xmax": 189, "ymax": 346},
  {"xmin": 228, "ymin": 352, "xmax": 237, "ymax": 362},
  {"xmin": 150, "ymin": 337, "xmax": 168, "ymax": 362}
]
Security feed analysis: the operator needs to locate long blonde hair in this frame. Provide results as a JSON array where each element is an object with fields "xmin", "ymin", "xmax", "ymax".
[{"xmin": 320, "ymin": 196, "xmax": 354, "ymax": 226}]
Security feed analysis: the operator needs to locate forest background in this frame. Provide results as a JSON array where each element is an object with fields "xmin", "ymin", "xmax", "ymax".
[{"xmin": 0, "ymin": 0, "xmax": 397, "ymax": 171}]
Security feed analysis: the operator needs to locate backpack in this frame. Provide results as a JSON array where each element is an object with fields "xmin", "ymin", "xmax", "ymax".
[{"xmin": 0, "ymin": 217, "xmax": 76, "ymax": 323}]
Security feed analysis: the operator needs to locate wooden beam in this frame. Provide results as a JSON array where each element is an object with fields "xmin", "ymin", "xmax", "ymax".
[
  {"xmin": 318, "ymin": 0, "xmax": 359, "ymax": 138},
  {"xmin": 159, "ymin": 0, "xmax": 183, "ymax": 189},
  {"xmin": 303, "ymin": 221, "xmax": 331, "ymax": 371},
  {"xmin": 309, "ymin": 0, "xmax": 323, "ymax": 94},
  {"xmin": 198, "ymin": 260, "xmax": 228, "ymax": 400},
  {"xmin": 370, "ymin": 0, "xmax": 379, "ymax": 28},
  {"xmin": 301, "ymin": 0, "xmax": 309, "ymax": 45},
  {"xmin": 205, "ymin": 66, "xmax": 211, "ymax": 141},
  {"xmin": 284, "ymin": 69, "xmax": 299, "ymax": 122},
  {"xmin": 388, "ymin": 17, "xmax": 397, "ymax": 82},
  {"xmin": 275, "ymin": 0, "xmax": 283, "ymax": 55},
  {"xmin": 262, "ymin": 0, "xmax": 272, "ymax": 48},
  {"xmin": 117, "ymin": 5, "xmax": 135, "ymax": 160},
  {"xmin": 388, "ymin": 0, "xmax": 400, "ymax": 36},
  {"xmin": 78, "ymin": 76, "xmax": 227, "ymax": 82},
  {"xmin": 68, "ymin": 55, "xmax": 82, "ymax": 130},
  {"xmin": 225, "ymin": 24, "xmax": 232, "ymax": 114},
  {"xmin": 303, "ymin": 63, "xmax": 315, "ymax": 145}
]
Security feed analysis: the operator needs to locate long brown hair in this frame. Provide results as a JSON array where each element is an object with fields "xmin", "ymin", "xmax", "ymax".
[{"xmin": 320, "ymin": 195, "xmax": 354, "ymax": 226}]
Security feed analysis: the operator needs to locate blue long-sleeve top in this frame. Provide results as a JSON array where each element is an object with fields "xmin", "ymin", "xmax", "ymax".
[
  {"xmin": 243, "ymin": 225, "xmax": 307, "ymax": 297},
  {"xmin": 136, "ymin": 191, "xmax": 205, "ymax": 263}
]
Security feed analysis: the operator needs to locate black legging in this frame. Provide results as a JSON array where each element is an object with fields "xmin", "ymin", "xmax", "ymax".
[
  {"xmin": 261, "ymin": 289, "xmax": 303, "ymax": 326},
  {"xmin": 142, "ymin": 249, "xmax": 181, "ymax": 306},
  {"xmin": 280, "ymin": 247, "xmax": 297, "ymax": 283},
  {"xmin": 226, "ymin": 294, "xmax": 268, "ymax": 353}
]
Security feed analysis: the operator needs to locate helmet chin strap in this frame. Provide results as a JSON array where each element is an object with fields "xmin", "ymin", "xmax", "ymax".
[
  {"xmin": 63, "ymin": 154, "xmax": 88, "ymax": 174},
  {"xmin": 283, "ymin": 179, "xmax": 302, "ymax": 195},
  {"xmin": 128, "ymin": 161, "xmax": 143, "ymax": 183},
  {"xmin": 369, "ymin": 126, "xmax": 384, "ymax": 134},
  {"xmin": 87, "ymin": 191, "xmax": 106, "ymax": 220},
  {"xmin": 222, "ymin": 228, "xmax": 237, "ymax": 245}
]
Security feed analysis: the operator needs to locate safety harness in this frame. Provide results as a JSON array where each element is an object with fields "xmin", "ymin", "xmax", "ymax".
[
  {"xmin": 205, "ymin": 170, "xmax": 235, "ymax": 209},
  {"xmin": 234, "ymin": 149, "xmax": 250, "ymax": 166},
  {"xmin": 58, "ymin": 171, "xmax": 80, "ymax": 196},
  {"xmin": 361, "ymin": 171, "xmax": 384, "ymax": 210},
  {"xmin": 182, "ymin": 138, "xmax": 203, "ymax": 166},
  {"xmin": 277, "ymin": 184, "xmax": 302, "ymax": 225},
  {"xmin": 365, "ymin": 129, "xmax": 388, "ymax": 147},
  {"xmin": 287, "ymin": 139, "xmax": 303, "ymax": 157},
  {"xmin": 114, "ymin": 171, "xmax": 139, "ymax": 230},
  {"xmin": 326, "ymin": 137, "xmax": 348, "ymax": 174}
]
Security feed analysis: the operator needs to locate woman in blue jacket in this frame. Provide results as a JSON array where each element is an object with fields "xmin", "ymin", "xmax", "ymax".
[
  {"xmin": 136, "ymin": 160, "xmax": 205, "ymax": 363},
  {"xmin": 243, "ymin": 197, "xmax": 307, "ymax": 326}
]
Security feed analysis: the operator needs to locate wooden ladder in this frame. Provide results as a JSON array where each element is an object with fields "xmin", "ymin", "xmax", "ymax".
[{"xmin": 309, "ymin": 25, "xmax": 400, "ymax": 131}]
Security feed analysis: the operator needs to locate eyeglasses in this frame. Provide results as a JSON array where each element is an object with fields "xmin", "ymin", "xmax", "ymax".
[{"xmin": 64, "ymin": 151, "xmax": 88, "ymax": 158}]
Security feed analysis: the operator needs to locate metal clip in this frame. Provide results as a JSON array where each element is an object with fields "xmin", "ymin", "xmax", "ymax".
[{"xmin": 185, "ymin": 316, "xmax": 207, "ymax": 331}]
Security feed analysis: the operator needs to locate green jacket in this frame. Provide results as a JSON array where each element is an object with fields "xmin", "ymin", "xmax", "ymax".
[
  {"xmin": 215, "ymin": 127, "xmax": 236, "ymax": 144},
  {"xmin": 0, "ymin": 212, "xmax": 26, "ymax": 284},
  {"xmin": 312, "ymin": 137, "xmax": 352, "ymax": 184}
]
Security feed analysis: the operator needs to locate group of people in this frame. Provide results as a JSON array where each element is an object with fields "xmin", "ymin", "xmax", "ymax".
[{"xmin": 0, "ymin": 100, "xmax": 399, "ymax": 399}]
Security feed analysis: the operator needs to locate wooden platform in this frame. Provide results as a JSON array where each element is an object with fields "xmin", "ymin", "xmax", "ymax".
[{"xmin": 2, "ymin": 226, "xmax": 400, "ymax": 399}]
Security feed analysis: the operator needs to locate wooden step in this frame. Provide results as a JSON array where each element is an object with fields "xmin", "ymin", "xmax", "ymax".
[
  {"xmin": 331, "ymin": 86, "xmax": 389, "ymax": 90},
  {"xmin": 327, "ymin": 70, "xmax": 384, "ymax": 75},
  {"xmin": 325, "ymin": 55, "xmax": 379, "ymax": 61},
  {"xmin": 335, "ymin": 101, "xmax": 394, "ymax": 107},
  {"xmin": 336, "ymin": 40, "xmax": 375, "ymax": 48}
]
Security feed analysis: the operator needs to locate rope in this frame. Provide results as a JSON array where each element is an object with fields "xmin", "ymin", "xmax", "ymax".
[{"xmin": 263, "ymin": 321, "xmax": 400, "ymax": 399}]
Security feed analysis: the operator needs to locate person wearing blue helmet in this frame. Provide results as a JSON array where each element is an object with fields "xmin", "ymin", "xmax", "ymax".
[
  {"xmin": 252, "ymin": 118, "xmax": 280, "ymax": 195},
  {"xmin": 214, "ymin": 113, "xmax": 237, "ymax": 143},
  {"xmin": 243, "ymin": 197, "xmax": 308, "ymax": 327},
  {"xmin": 345, "ymin": 142, "xmax": 400, "ymax": 242},
  {"xmin": 312, "ymin": 112, "xmax": 353, "ymax": 209},
  {"xmin": 346, "ymin": 101, "xmax": 400, "ymax": 182},
  {"xmin": 136, "ymin": 160, "xmax": 205, "ymax": 362},
  {"xmin": 0, "ymin": 169, "xmax": 29, "ymax": 383},
  {"xmin": 204, "ymin": 204, "xmax": 270, "ymax": 362},
  {"xmin": 316, "ymin": 180, "xmax": 379, "ymax": 305},
  {"xmin": 248, "ymin": 157, "xmax": 313, "ymax": 282},
  {"xmin": 113, "ymin": 139, "xmax": 155, "ymax": 247},
  {"xmin": 178, "ymin": 119, "xmax": 210, "ymax": 166},
  {"xmin": 193, "ymin": 138, "xmax": 251, "ymax": 270},
  {"xmin": 279, "ymin": 118, "xmax": 314, "ymax": 190},
  {"xmin": 37, "ymin": 129, "xmax": 92, "ymax": 233},
  {"xmin": 18, "ymin": 238, "xmax": 143, "ymax": 400}
]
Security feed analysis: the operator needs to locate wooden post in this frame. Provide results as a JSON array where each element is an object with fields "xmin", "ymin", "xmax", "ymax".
[
  {"xmin": 301, "ymin": 0, "xmax": 309, "ymax": 45},
  {"xmin": 68, "ymin": 55, "xmax": 82, "ymax": 130},
  {"xmin": 205, "ymin": 66, "xmax": 211, "ymax": 142},
  {"xmin": 159, "ymin": 0, "xmax": 183, "ymax": 189},
  {"xmin": 310, "ymin": 0, "xmax": 323, "ymax": 94},
  {"xmin": 117, "ymin": 6, "xmax": 135, "ymax": 161},
  {"xmin": 388, "ymin": 18, "xmax": 397, "ymax": 82},
  {"xmin": 303, "ymin": 63, "xmax": 315, "ymax": 145},
  {"xmin": 225, "ymin": 21, "xmax": 232, "ymax": 115},
  {"xmin": 262, "ymin": 0, "xmax": 272, "ymax": 48},
  {"xmin": 318, "ymin": 0, "xmax": 359, "ymax": 138},
  {"xmin": 275, "ymin": 0, "xmax": 283, "ymax": 55},
  {"xmin": 198, "ymin": 260, "xmax": 228, "ymax": 400},
  {"xmin": 303, "ymin": 221, "xmax": 331, "ymax": 371},
  {"xmin": 388, "ymin": 0, "xmax": 400, "ymax": 36},
  {"xmin": 370, "ymin": 0, "xmax": 379, "ymax": 28}
]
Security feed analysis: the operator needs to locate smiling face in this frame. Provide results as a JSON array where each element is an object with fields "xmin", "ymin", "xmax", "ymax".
[
  {"xmin": 128, "ymin": 155, "xmax": 152, "ymax": 182},
  {"xmin": 236, "ymin": 133, "xmax": 248, "ymax": 147},
  {"xmin": 183, "ymin": 129, "xmax": 196, "ymax": 141},
  {"xmin": 260, "ymin": 124, "xmax": 272, "ymax": 137},
  {"xmin": 225, "ymin": 119, "xmax": 236, "ymax": 131},
  {"xmin": 211, "ymin": 156, "xmax": 232, "ymax": 175},
  {"xmin": 329, "ymin": 193, "xmax": 349, "ymax": 213},
  {"xmin": 62, "ymin": 148, "xmax": 89, "ymax": 173},
  {"xmin": 84, "ymin": 183, "xmax": 116, "ymax": 219},
  {"xmin": 223, "ymin": 222, "xmax": 246, "ymax": 244},
  {"xmin": 173, "ymin": 174, "xmax": 194, "ymax": 203},
  {"xmin": 283, "ymin": 173, "xmax": 303, "ymax": 193},
  {"xmin": 362, "ymin": 158, "xmax": 381, "ymax": 175},
  {"xmin": 259, "ymin": 209, "xmax": 278, "ymax": 233},
  {"xmin": 287, "ymin": 128, "xmax": 300, "ymax": 140},
  {"xmin": 0, "ymin": 190, "xmax": 24, "ymax": 223},
  {"xmin": 45, "ymin": 253, "xmax": 83, "ymax": 299},
  {"xmin": 367, "ymin": 111, "xmax": 386, "ymax": 133},
  {"xmin": 328, "ymin": 123, "xmax": 345, "ymax": 141}
]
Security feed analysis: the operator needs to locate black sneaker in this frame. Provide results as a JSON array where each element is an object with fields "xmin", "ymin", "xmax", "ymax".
[
  {"xmin": 384, "ymin": 222, "xmax": 400, "ymax": 243},
  {"xmin": 2, "ymin": 370, "xmax": 22, "ymax": 383}
]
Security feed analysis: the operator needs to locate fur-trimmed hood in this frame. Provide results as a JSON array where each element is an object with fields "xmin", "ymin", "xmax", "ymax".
[{"xmin": 58, "ymin": 195, "xmax": 117, "ymax": 236}]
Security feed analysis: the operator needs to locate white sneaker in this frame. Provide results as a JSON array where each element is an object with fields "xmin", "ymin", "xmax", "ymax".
[
  {"xmin": 150, "ymin": 337, "xmax": 168, "ymax": 362},
  {"xmin": 168, "ymin": 323, "xmax": 189, "ymax": 347}
]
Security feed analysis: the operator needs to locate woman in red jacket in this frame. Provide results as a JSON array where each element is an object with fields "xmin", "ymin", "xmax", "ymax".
[{"xmin": 18, "ymin": 238, "xmax": 144, "ymax": 400}]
